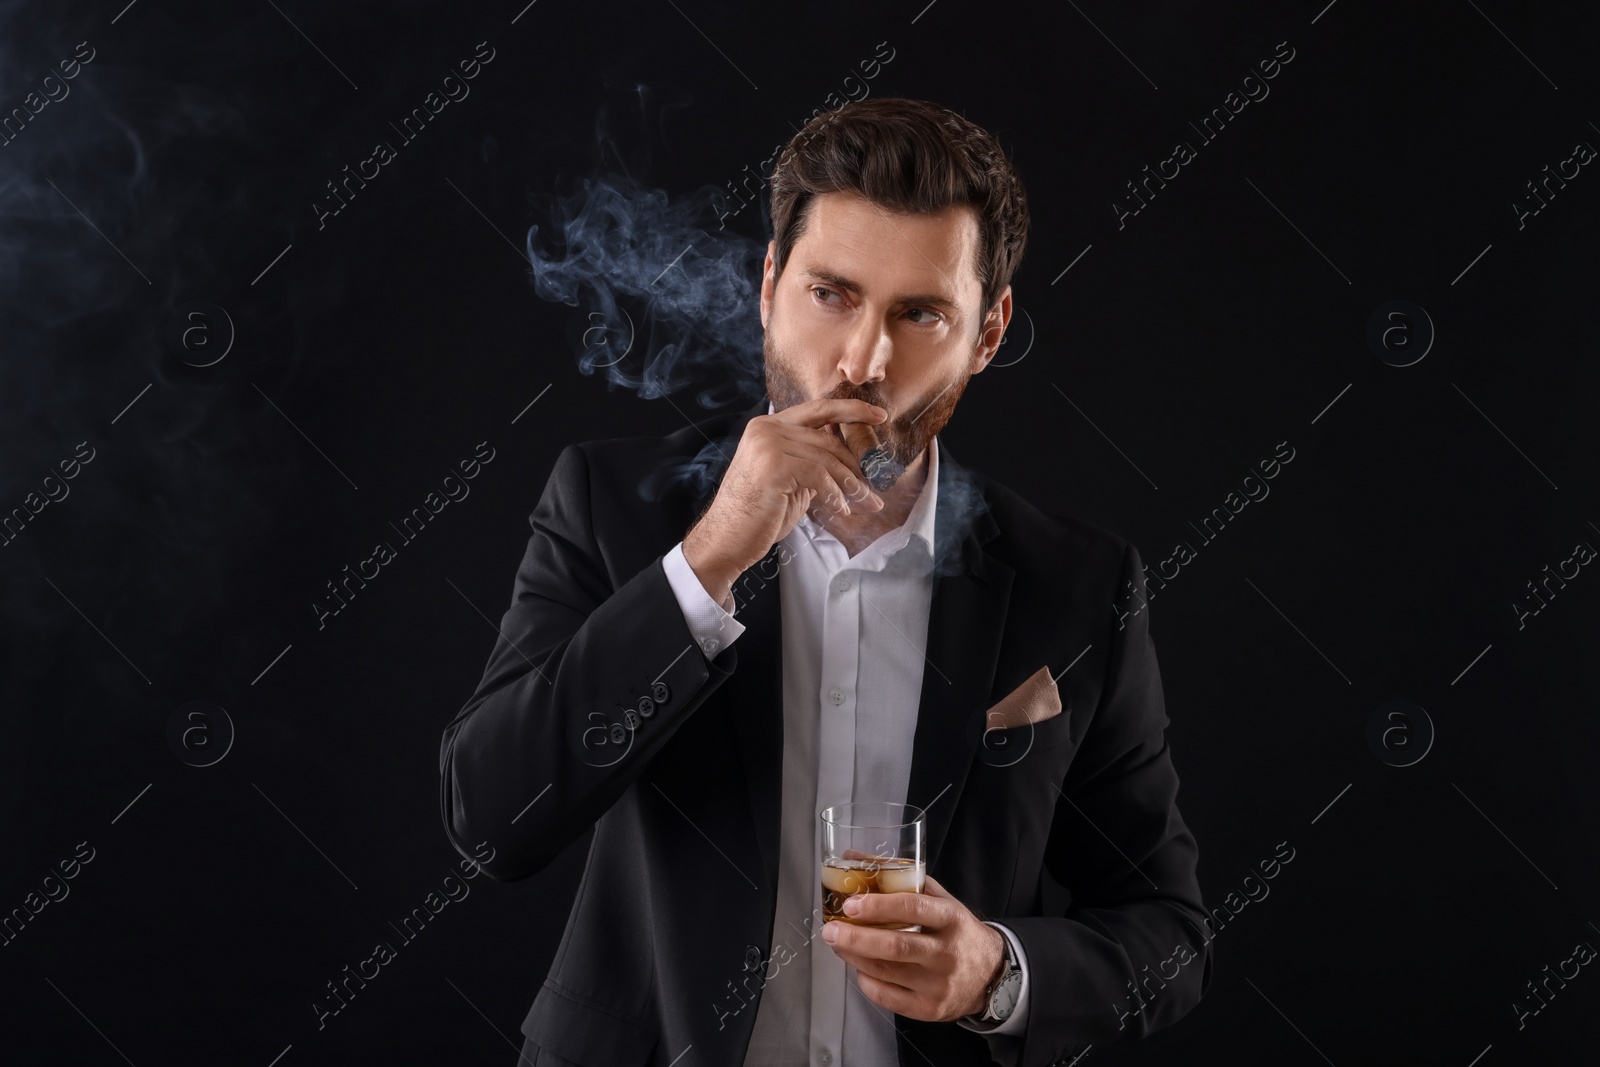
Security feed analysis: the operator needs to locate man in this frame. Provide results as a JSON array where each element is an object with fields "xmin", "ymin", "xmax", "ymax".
[{"xmin": 439, "ymin": 97, "xmax": 1212, "ymax": 1067}]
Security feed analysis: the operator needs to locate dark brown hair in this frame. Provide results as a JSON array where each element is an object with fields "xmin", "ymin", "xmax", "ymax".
[{"xmin": 766, "ymin": 97, "xmax": 1030, "ymax": 323}]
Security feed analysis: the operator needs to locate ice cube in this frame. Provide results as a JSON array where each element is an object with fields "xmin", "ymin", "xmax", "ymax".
[
  {"xmin": 821, "ymin": 863, "xmax": 874, "ymax": 895},
  {"xmin": 877, "ymin": 862, "xmax": 924, "ymax": 894}
]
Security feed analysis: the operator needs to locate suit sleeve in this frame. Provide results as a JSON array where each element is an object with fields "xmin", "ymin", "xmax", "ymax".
[
  {"xmin": 438, "ymin": 443, "xmax": 742, "ymax": 882},
  {"xmin": 995, "ymin": 540, "xmax": 1214, "ymax": 1067}
]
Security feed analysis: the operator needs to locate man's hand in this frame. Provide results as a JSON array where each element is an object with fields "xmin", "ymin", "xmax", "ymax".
[
  {"xmin": 819, "ymin": 873, "xmax": 1007, "ymax": 1022},
  {"xmin": 682, "ymin": 398, "xmax": 887, "ymax": 604}
]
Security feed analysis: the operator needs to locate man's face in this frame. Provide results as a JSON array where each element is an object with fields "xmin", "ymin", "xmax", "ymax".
[{"xmin": 759, "ymin": 190, "xmax": 1011, "ymax": 487}]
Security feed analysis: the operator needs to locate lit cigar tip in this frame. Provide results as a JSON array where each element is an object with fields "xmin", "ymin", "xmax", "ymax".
[
  {"xmin": 834, "ymin": 421, "xmax": 901, "ymax": 489},
  {"xmin": 860, "ymin": 447, "xmax": 903, "ymax": 491}
]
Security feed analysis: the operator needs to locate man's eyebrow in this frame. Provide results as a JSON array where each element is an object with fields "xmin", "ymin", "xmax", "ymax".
[{"xmin": 796, "ymin": 267, "xmax": 963, "ymax": 314}]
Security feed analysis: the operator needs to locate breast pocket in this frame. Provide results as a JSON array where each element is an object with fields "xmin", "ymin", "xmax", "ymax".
[{"xmin": 976, "ymin": 710, "xmax": 1076, "ymax": 768}]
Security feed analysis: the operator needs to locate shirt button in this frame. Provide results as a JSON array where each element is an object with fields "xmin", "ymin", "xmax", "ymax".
[
  {"xmin": 818, "ymin": 1049, "xmax": 832, "ymax": 1066},
  {"xmin": 827, "ymin": 688, "xmax": 844, "ymax": 706},
  {"xmin": 831, "ymin": 574, "xmax": 852, "ymax": 593},
  {"xmin": 701, "ymin": 637, "xmax": 720, "ymax": 654}
]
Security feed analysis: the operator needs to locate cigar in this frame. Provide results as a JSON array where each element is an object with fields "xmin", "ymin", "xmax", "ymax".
[{"xmin": 839, "ymin": 420, "xmax": 904, "ymax": 492}]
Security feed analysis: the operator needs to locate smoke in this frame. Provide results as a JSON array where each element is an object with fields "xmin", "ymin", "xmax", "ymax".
[
  {"xmin": 523, "ymin": 173, "xmax": 766, "ymax": 406},
  {"xmin": 930, "ymin": 457, "xmax": 991, "ymax": 577},
  {"xmin": 521, "ymin": 169, "xmax": 768, "ymax": 500}
]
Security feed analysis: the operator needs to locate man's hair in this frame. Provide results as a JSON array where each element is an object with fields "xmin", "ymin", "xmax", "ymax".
[{"xmin": 766, "ymin": 97, "xmax": 1030, "ymax": 324}]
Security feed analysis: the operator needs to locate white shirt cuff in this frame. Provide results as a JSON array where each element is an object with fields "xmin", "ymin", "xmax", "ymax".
[
  {"xmin": 661, "ymin": 541, "xmax": 747, "ymax": 658},
  {"xmin": 956, "ymin": 921, "xmax": 1030, "ymax": 1036}
]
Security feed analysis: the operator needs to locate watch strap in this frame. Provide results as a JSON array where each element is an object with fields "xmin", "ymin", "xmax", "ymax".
[{"xmin": 980, "ymin": 926, "xmax": 1022, "ymax": 1022}]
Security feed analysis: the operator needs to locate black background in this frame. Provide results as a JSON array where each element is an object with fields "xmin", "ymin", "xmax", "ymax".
[{"xmin": 2, "ymin": 0, "xmax": 1597, "ymax": 1063}]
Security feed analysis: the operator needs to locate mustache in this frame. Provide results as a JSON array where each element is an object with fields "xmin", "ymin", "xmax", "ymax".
[
  {"xmin": 826, "ymin": 373, "xmax": 961, "ymax": 429},
  {"xmin": 824, "ymin": 380, "xmax": 891, "ymax": 415}
]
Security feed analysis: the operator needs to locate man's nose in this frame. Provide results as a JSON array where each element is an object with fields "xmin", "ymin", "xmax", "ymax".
[{"xmin": 835, "ymin": 317, "xmax": 890, "ymax": 385}]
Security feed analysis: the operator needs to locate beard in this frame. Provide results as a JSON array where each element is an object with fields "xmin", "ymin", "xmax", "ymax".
[{"xmin": 763, "ymin": 327, "xmax": 971, "ymax": 490}]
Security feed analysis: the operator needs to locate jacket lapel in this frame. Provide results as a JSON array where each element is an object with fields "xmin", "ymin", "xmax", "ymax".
[
  {"xmin": 903, "ymin": 441, "xmax": 1013, "ymax": 873},
  {"xmin": 725, "ymin": 544, "xmax": 787, "ymax": 893}
]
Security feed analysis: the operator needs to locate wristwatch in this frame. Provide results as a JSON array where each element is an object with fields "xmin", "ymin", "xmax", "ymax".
[{"xmin": 978, "ymin": 927, "xmax": 1024, "ymax": 1024}]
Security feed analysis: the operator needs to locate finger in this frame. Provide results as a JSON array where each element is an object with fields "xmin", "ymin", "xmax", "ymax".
[
  {"xmin": 830, "ymin": 943, "xmax": 922, "ymax": 988},
  {"xmin": 826, "ymin": 917, "xmax": 936, "ymax": 961},
  {"xmin": 775, "ymin": 455, "xmax": 869, "ymax": 518},
  {"xmin": 786, "ymin": 457, "xmax": 857, "ymax": 517},
  {"xmin": 853, "ymin": 970, "xmax": 922, "ymax": 1019},
  {"xmin": 843, "ymin": 889, "xmax": 947, "ymax": 931},
  {"xmin": 782, "ymin": 451, "xmax": 883, "ymax": 515},
  {"xmin": 771, "ymin": 397, "xmax": 887, "ymax": 430},
  {"xmin": 769, "ymin": 422, "xmax": 885, "ymax": 503}
]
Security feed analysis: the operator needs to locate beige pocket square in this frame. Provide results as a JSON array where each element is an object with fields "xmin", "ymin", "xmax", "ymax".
[{"xmin": 984, "ymin": 665, "xmax": 1063, "ymax": 730}]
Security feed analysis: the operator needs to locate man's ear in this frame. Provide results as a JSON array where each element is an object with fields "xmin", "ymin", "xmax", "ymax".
[
  {"xmin": 760, "ymin": 241, "xmax": 778, "ymax": 330},
  {"xmin": 971, "ymin": 285, "xmax": 1013, "ymax": 374}
]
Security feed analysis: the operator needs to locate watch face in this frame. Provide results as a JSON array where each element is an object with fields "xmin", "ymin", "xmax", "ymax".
[{"xmin": 989, "ymin": 968, "xmax": 1022, "ymax": 1020}]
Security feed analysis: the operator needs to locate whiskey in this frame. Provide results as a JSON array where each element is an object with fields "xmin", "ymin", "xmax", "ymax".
[{"xmin": 820, "ymin": 856, "xmax": 925, "ymax": 929}]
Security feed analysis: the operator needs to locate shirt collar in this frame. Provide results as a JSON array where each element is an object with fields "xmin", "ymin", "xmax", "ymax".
[{"xmin": 765, "ymin": 401, "xmax": 939, "ymax": 567}]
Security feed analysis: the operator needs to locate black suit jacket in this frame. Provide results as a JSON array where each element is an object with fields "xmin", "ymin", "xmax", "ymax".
[{"xmin": 439, "ymin": 397, "xmax": 1213, "ymax": 1067}]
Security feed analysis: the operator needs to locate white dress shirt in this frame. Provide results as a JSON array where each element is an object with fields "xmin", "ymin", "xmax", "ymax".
[{"xmin": 660, "ymin": 417, "xmax": 1031, "ymax": 1066}]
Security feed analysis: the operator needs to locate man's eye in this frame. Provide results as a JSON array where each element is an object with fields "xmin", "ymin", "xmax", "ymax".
[
  {"xmin": 812, "ymin": 287, "xmax": 839, "ymax": 304},
  {"xmin": 906, "ymin": 308, "xmax": 942, "ymax": 325}
]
